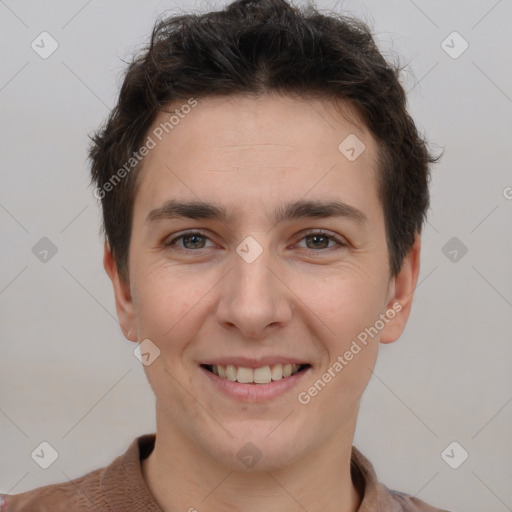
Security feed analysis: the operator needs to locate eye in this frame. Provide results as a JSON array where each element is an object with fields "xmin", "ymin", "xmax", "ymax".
[
  {"xmin": 295, "ymin": 230, "xmax": 347, "ymax": 251},
  {"xmin": 164, "ymin": 231, "xmax": 214, "ymax": 250},
  {"xmin": 163, "ymin": 229, "xmax": 348, "ymax": 252}
]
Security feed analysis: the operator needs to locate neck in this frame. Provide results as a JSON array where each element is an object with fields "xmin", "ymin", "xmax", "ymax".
[{"xmin": 141, "ymin": 412, "xmax": 362, "ymax": 512}]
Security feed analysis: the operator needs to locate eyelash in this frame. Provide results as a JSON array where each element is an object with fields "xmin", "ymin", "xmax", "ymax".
[{"xmin": 164, "ymin": 229, "xmax": 348, "ymax": 252}]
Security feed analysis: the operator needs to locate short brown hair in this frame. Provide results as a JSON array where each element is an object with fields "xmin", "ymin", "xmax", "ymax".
[{"xmin": 89, "ymin": 0, "xmax": 440, "ymax": 282}]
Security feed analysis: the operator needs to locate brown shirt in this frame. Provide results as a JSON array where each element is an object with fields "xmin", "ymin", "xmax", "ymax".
[{"xmin": 1, "ymin": 433, "xmax": 451, "ymax": 511}]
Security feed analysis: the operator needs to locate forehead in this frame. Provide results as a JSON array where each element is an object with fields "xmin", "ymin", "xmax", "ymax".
[{"xmin": 133, "ymin": 94, "xmax": 381, "ymax": 224}]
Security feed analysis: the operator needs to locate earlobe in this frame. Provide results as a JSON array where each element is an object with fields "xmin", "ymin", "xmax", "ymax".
[
  {"xmin": 380, "ymin": 234, "xmax": 421, "ymax": 344},
  {"xmin": 103, "ymin": 241, "xmax": 138, "ymax": 343}
]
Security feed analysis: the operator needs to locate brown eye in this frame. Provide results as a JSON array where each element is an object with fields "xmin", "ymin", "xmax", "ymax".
[
  {"xmin": 304, "ymin": 234, "xmax": 332, "ymax": 249},
  {"xmin": 296, "ymin": 230, "xmax": 347, "ymax": 251},
  {"xmin": 180, "ymin": 234, "xmax": 207, "ymax": 249}
]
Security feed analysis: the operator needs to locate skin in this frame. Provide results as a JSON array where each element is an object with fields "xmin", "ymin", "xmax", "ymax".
[{"xmin": 104, "ymin": 93, "xmax": 421, "ymax": 512}]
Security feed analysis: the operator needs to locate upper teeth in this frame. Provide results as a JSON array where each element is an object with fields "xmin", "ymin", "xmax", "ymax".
[{"xmin": 210, "ymin": 363, "xmax": 302, "ymax": 383}]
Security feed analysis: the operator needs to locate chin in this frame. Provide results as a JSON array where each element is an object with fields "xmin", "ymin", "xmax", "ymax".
[{"xmin": 209, "ymin": 428, "xmax": 308, "ymax": 472}]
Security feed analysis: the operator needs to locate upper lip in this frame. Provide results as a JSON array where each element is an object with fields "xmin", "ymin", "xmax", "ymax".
[{"xmin": 200, "ymin": 356, "xmax": 310, "ymax": 368}]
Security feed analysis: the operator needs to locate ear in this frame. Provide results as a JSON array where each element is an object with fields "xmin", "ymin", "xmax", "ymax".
[
  {"xmin": 379, "ymin": 234, "xmax": 421, "ymax": 344},
  {"xmin": 103, "ymin": 241, "xmax": 138, "ymax": 343}
]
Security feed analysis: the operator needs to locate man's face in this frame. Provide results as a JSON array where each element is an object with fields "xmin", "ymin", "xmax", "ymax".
[{"xmin": 109, "ymin": 94, "xmax": 416, "ymax": 470}]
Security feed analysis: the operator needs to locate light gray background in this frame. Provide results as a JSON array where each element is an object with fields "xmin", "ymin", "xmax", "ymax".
[{"xmin": 1, "ymin": 1, "xmax": 511, "ymax": 511}]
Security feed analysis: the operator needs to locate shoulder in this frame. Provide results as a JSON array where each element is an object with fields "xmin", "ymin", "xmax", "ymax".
[
  {"xmin": 0, "ymin": 434, "xmax": 156, "ymax": 512},
  {"xmin": 382, "ymin": 485, "xmax": 454, "ymax": 512},
  {"xmin": 0, "ymin": 467, "xmax": 106, "ymax": 512},
  {"xmin": 350, "ymin": 446, "xmax": 453, "ymax": 512}
]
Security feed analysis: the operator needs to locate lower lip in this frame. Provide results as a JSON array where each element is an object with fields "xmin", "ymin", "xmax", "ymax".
[{"xmin": 199, "ymin": 365, "xmax": 311, "ymax": 402}]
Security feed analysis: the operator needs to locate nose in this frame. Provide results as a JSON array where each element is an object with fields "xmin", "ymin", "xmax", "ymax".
[{"xmin": 215, "ymin": 245, "xmax": 293, "ymax": 340}]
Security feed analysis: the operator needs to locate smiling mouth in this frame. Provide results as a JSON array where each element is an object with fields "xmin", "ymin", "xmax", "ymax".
[{"xmin": 200, "ymin": 363, "xmax": 310, "ymax": 384}]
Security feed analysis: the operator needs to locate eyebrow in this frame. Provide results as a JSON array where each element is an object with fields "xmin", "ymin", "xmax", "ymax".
[{"xmin": 145, "ymin": 199, "xmax": 368, "ymax": 228}]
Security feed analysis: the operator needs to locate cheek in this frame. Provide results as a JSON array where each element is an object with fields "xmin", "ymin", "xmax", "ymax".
[
  {"xmin": 306, "ymin": 278, "xmax": 382, "ymax": 405},
  {"xmin": 302, "ymin": 267, "xmax": 388, "ymax": 334},
  {"xmin": 132, "ymin": 262, "xmax": 214, "ymax": 345},
  {"xmin": 133, "ymin": 267, "xmax": 207, "ymax": 394}
]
